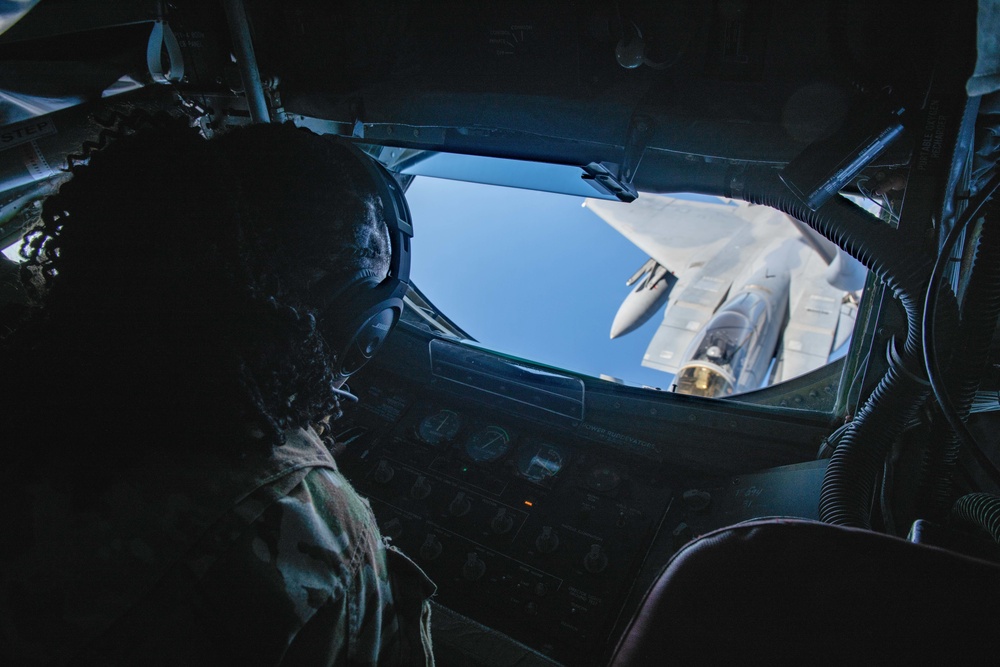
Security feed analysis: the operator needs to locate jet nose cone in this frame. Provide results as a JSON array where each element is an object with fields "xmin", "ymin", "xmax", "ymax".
[
  {"xmin": 611, "ymin": 291, "xmax": 647, "ymax": 339},
  {"xmin": 609, "ymin": 315, "xmax": 630, "ymax": 340}
]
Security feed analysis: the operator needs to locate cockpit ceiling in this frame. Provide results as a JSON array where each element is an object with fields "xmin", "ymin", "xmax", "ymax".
[
  {"xmin": 249, "ymin": 1, "xmax": 946, "ymax": 165},
  {"xmin": 0, "ymin": 1, "xmax": 955, "ymax": 184}
]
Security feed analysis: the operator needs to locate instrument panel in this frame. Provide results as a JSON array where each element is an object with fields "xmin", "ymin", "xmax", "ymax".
[
  {"xmin": 335, "ymin": 383, "xmax": 675, "ymax": 665},
  {"xmin": 333, "ymin": 344, "xmax": 830, "ymax": 665}
]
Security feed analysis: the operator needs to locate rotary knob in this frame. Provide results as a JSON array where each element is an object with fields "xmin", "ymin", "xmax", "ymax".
[
  {"xmin": 682, "ymin": 489, "xmax": 712, "ymax": 512},
  {"xmin": 535, "ymin": 526, "xmax": 560, "ymax": 554},
  {"xmin": 373, "ymin": 460, "xmax": 395, "ymax": 484},
  {"xmin": 410, "ymin": 475, "xmax": 432, "ymax": 500},
  {"xmin": 463, "ymin": 552, "xmax": 486, "ymax": 581},
  {"xmin": 448, "ymin": 492, "xmax": 472, "ymax": 517},
  {"xmin": 419, "ymin": 533, "xmax": 443, "ymax": 561},
  {"xmin": 491, "ymin": 508, "xmax": 514, "ymax": 534},
  {"xmin": 583, "ymin": 544, "xmax": 608, "ymax": 574}
]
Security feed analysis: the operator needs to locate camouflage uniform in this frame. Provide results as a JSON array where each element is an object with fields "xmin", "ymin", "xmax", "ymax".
[
  {"xmin": 0, "ymin": 427, "xmax": 436, "ymax": 666},
  {"xmin": 0, "ymin": 254, "xmax": 29, "ymax": 338}
]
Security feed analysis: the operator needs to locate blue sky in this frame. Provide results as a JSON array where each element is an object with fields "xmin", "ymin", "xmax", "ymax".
[
  {"xmin": 405, "ymin": 176, "xmax": 676, "ymax": 389},
  {"xmin": 1, "ymin": 175, "xmax": 674, "ymax": 388},
  {"xmin": 0, "ymin": 175, "xmax": 672, "ymax": 388},
  {"xmin": 3, "ymin": 174, "xmax": 864, "ymax": 392}
]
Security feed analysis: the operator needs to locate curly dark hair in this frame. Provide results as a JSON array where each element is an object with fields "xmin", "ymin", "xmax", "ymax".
[{"xmin": 2, "ymin": 117, "xmax": 391, "ymax": 488}]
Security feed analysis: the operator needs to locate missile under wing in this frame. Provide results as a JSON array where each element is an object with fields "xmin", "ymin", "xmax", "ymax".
[{"xmin": 584, "ymin": 194, "xmax": 864, "ymax": 397}]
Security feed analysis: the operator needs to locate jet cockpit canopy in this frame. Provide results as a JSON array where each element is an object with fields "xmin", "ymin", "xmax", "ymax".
[{"xmin": 674, "ymin": 291, "xmax": 772, "ymax": 397}]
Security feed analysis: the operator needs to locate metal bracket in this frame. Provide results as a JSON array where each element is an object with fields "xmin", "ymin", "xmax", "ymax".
[
  {"xmin": 582, "ymin": 162, "xmax": 638, "ymax": 202},
  {"xmin": 583, "ymin": 115, "xmax": 653, "ymax": 202},
  {"xmin": 621, "ymin": 114, "xmax": 654, "ymax": 185}
]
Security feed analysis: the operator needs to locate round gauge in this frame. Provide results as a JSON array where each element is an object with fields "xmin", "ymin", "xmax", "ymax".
[
  {"xmin": 586, "ymin": 464, "xmax": 623, "ymax": 492},
  {"xmin": 464, "ymin": 426, "xmax": 511, "ymax": 463},
  {"xmin": 516, "ymin": 442, "xmax": 565, "ymax": 483},
  {"xmin": 416, "ymin": 409, "xmax": 462, "ymax": 445}
]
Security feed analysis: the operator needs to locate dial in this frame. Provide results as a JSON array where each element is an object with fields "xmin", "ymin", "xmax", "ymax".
[
  {"xmin": 416, "ymin": 409, "xmax": 462, "ymax": 445},
  {"xmin": 516, "ymin": 442, "xmax": 566, "ymax": 483},
  {"xmin": 464, "ymin": 426, "xmax": 511, "ymax": 463}
]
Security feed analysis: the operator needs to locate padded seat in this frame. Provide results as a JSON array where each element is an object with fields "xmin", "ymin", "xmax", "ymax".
[{"xmin": 610, "ymin": 518, "xmax": 1000, "ymax": 665}]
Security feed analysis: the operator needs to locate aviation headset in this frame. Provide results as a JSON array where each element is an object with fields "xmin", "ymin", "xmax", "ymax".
[{"xmin": 315, "ymin": 138, "xmax": 413, "ymax": 386}]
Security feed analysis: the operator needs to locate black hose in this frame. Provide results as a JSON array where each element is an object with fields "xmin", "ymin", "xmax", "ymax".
[
  {"xmin": 819, "ymin": 346, "xmax": 929, "ymax": 527},
  {"xmin": 739, "ymin": 168, "xmax": 931, "ymax": 357},
  {"xmin": 641, "ymin": 160, "xmax": 934, "ymax": 528},
  {"xmin": 746, "ymin": 187, "xmax": 933, "ymax": 530},
  {"xmin": 918, "ymin": 211, "xmax": 1000, "ymax": 518},
  {"xmin": 952, "ymin": 492, "xmax": 1000, "ymax": 543},
  {"xmin": 738, "ymin": 167, "xmax": 932, "ymax": 528},
  {"xmin": 914, "ymin": 289, "xmax": 962, "ymax": 520}
]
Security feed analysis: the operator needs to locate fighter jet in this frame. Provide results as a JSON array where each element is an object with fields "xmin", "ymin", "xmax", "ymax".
[{"xmin": 585, "ymin": 195, "xmax": 867, "ymax": 397}]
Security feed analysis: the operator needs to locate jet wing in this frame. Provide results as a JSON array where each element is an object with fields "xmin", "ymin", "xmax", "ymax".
[
  {"xmin": 772, "ymin": 246, "xmax": 852, "ymax": 383},
  {"xmin": 586, "ymin": 195, "xmax": 755, "ymax": 374},
  {"xmin": 588, "ymin": 193, "xmax": 859, "ymax": 386},
  {"xmin": 584, "ymin": 195, "xmax": 746, "ymax": 272}
]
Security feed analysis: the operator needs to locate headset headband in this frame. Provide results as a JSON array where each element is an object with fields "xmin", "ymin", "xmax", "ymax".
[
  {"xmin": 338, "ymin": 139, "xmax": 412, "ymax": 288},
  {"xmin": 318, "ymin": 138, "xmax": 413, "ymax": 381}
]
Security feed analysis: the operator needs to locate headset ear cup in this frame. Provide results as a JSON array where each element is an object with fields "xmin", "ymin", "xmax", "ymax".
[
  {"xmin": 339, "ymin": 302, "xmax": 401, "ymax": 375},
  {"xmin": 324, "ymin": 278, "xmax": 405, "ymax": 380},
  {"xmin": 320, "ymin": 138, "xmax": 412, "ymax": 381}
]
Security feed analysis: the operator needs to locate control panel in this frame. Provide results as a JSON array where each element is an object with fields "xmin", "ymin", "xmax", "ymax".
[
  {"xmin": 331, "ymin": 338, "xmax": 831, "ymax": 666},
  {"xmin": 335, "ymin": 382, "xmax": 675, "ymax": 665}
]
